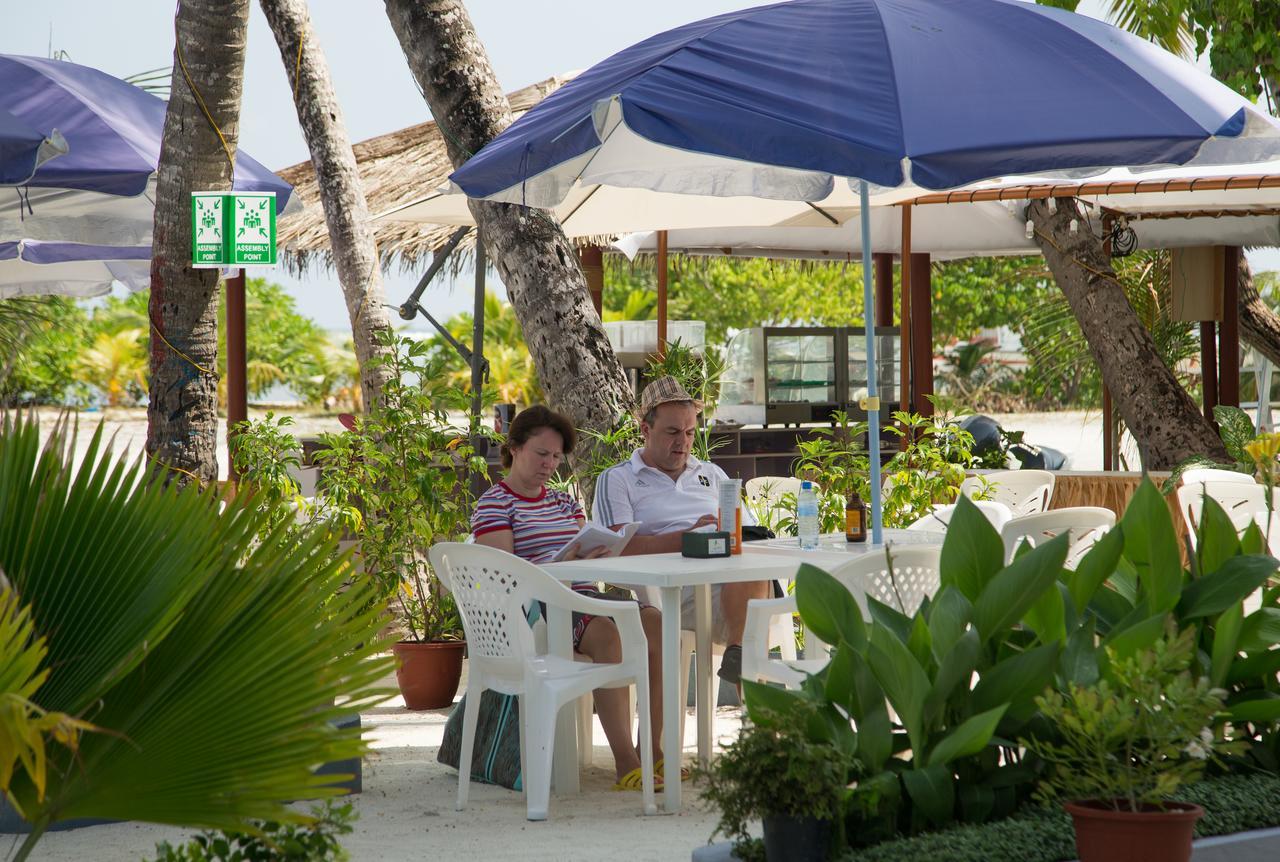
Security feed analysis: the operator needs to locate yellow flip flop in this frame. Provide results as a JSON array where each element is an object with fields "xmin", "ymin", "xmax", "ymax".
[
  {"xmin": 612, "ymin": 766, "xmax": 663, "ymax": 791},
  {"xmin": 655, "ymin": 759, "xmax": 691, "ymax": 782}
]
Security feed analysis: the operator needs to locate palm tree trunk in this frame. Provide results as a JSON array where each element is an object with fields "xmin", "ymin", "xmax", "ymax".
[
  {"xmin": 382, "ymin": 0, "xmax": 633, "ymax": 484},
  {"xmin": 258, "ymin": 0, "xmax": 393, "ymax": 411},
  {"xmin": 146, "ymin": 0, "xmax": 249, "ymax": 485},
  {"xmin": 1029, "ymin": 197, "xmax": 1228, "ymax": 469},
  {"xmin": 1238, "ymin": 253, "xmax": 1280, "ymax": 368}
]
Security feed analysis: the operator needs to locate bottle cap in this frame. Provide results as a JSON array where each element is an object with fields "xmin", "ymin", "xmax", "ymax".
[{"xmin": 800, "ymin": 480, "xmax": 812, "ymax": 490}]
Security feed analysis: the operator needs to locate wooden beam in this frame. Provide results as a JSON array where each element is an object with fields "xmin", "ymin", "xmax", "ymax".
[
  {"xmin": 873, "ymin": 253, "xmax": 893, "ymax": 326},
  {"xmin": 1201, "ymin": 321, "xmax": 1219, "ymax": 421},
  {"xmin": 657, "ymin": 229, "xmax": 668, "ymax": 358},
  {"xmin": 1102, "ymin": 386, "xmax": 1114, "ymax": 472},
  {"xmin": 580, "ymin": 245, "xmax": 604, "ymax": 317},
  {"xmin": 909, "ymin": 252, "xmax": 933, "ymax": 417},
  {"xmin": 1220, "ymin": 246, "xmax": 1241, "ymax": 408},
  {"xmin": 905, "ymin": 173, "xmax": 1280, "ymax": 206}
]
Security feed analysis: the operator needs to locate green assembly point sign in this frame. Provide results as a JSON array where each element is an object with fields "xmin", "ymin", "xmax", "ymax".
[{"xmin": 191, "ymin": 191, "xmax": 277, "ymax": 268}]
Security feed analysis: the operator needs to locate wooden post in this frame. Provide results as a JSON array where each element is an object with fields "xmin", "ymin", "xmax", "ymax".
[
  {"xmin": 899, "ymin": 205, "xmax": 912, "ymax": 418},
  {"xmin": 873, "ymin": 253, "xmax": 893, "ymax": 326},
  {"xmin": 580, "ymin": 245, "xmax": 604, "ymax": 318},
  {"xmin": 225, "ymin": 269, "xmax": 247, "ymax": 483},
  {"xmin": 1201, "ymin": 321, "xmax": 1219, "ymax": 421},
  {"xmin": 657, "ymin": 229, "xmax": 668, "ymax": 358},
  {"xmin": 471, "ymin": 230, "xmax": 487, "ymax": 500},
  {"xmin": 1220, "ymin": 246, "xmax": 1240, "ymax": 408},
  {"xmin": 909, "ymin": 252, "xmax": 933, "ymax": 416}
]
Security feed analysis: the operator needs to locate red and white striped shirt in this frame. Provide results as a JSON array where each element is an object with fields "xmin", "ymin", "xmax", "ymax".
[{"xmin": 471, "ymin": 481, "xmax": 584, "ymax": 566}]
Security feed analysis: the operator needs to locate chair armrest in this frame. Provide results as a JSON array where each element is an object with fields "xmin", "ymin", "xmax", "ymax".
[
  {"xmin": 530, "ymin": 584, "xmax": 647, "ymax": 647},
  {"xmin": 742, "ymin": 595, "xmax": 797, "ymax": 658}
]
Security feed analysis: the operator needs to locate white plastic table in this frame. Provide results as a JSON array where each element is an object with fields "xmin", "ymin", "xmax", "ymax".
[{"xmin": 543, "ymin": 532, "xmax": 943, "ymax": 812}]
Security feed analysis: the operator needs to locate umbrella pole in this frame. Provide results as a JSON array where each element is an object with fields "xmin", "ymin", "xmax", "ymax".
[
  {"xmin": 226, "ymin": 269, "xmax": 247, "ymax": 485},
  {"xmin": 860, "ymin": 182, "xmax": 883, "ymax": 543},
  {"xmin": 657, "ymin": 229, "xmax": 668, "ymax": 358},
  {"xmin": 471, "ymin": 230, "xmax": 487, "ymax": 500}
]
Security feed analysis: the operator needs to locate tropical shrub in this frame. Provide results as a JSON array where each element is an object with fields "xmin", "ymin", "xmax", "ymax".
[
  {"xmin": 147, "ymin": 801, "xmax": 355, "ymax": 862},
  {"xmin": 314, "ymin": 331, "xmax": 485, "ymax": 643},
  {"xmin": 1024, "ymin": 625, "xmax": 1237, "ymax": 811},
  {"xmin": 0, "ymin": 414, "xmax": 392, "ymax": 861}
]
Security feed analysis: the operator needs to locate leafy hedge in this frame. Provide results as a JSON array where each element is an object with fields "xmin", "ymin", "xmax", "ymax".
[{"xmin": 830, "ymin": 774, "xmax": 1280, "ymax": 862}]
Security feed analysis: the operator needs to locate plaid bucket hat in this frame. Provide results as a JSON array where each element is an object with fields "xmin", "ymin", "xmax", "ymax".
[{"xmin": 636, "ymin": 375, "xmax": 703, "ymax": 419}]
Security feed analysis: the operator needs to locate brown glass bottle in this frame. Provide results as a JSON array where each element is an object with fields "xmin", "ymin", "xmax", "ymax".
[{"xmin": 845, "ymin": 490, "xmax": 868, "ymax": 542}]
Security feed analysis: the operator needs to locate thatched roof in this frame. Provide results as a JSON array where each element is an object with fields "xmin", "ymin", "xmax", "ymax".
[{"xmin": 276, "ymin": 73, "xmax": 577, "ymax": 276}]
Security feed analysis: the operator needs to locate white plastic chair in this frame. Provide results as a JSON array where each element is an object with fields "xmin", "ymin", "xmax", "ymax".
[
  {"xmin": 961, "ymin": 469, "xmax": 1055, "ymax": 518},
  {"xmin": 1176, "ymin": 481, "xmax": 1268, "ymax": 551},
  {"xmin": 741, "ymin": 546, "xmax": 942, "ymax": 689},
  {"xmin": 428, "ymin": 542, "xmax": 657, "ymax": 820},
  {"xmin": 1000, "ymin": 507, "xmax": 1116, "ymax": 569},
  {"xmin": 906, "ymin": 500, "xmax": 1012, "ymax": 533},
  {"xmin": 1180, "ymin": 468, "xmax": 1256, "ymax": 486}
]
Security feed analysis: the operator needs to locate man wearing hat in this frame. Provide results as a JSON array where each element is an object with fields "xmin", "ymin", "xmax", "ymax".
[{"xmin": 591, "ymin": 376, "xmax": 774, "ymax": 684}]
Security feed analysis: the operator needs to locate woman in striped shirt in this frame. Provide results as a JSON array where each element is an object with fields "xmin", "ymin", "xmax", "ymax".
[{"xmin": 472, "ymin": 405, "xmax": 668, "ymax": 791}]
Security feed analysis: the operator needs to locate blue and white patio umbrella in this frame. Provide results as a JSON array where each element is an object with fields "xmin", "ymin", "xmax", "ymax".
[
  {"xmin": 0, "ymin": 241, "xmax": 149, "ymax": 300},
  {"xmin": 0, "ymin": 107, "xmax": 65, "ymax": 186},
  {"xmin": 447, "ymin": 0, "xmax": 1280, "ymax": 542}
]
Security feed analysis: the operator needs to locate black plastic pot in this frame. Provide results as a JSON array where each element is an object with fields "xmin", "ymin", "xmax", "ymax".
[{"xmin": 763, "ymin": 814, "xmax": 832, "ymax": 862}]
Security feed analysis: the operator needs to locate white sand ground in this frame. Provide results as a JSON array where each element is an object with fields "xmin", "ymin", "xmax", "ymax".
[{"xmin": 16, "ymin": 662, "xmax": 738, "ymax": 862}]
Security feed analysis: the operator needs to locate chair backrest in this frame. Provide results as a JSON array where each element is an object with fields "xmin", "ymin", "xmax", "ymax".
[
  {"xmin": 428, "ymin": 542, "xmax": 555, "ymax": 670},
  {"xmin": 906, "ymin": 500, "xmax": 1012, "ymax": 532},
  {"xmin": 1176, "ymin": 481, "xmax": 1268, "ymax": 550},
  {"xmin": 961, "ymin": 469, "xmax": 1055, "ymax": 518},
  {"xmin": 1000, "ymin": 507, "xmax": 1116, "ymax": 568},
  {"xmin": 831, "ymin": 545, "xmax": 942, "ymax": 616},
  {"xmin": 1180, "ymin": 468, "xmax": 1256, "ymax": 486}
]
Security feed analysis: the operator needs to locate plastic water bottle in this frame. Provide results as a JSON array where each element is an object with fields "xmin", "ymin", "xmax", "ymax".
[{"xmin": 797, "ymin": 480, "xmax": 820, "ymax": 550}]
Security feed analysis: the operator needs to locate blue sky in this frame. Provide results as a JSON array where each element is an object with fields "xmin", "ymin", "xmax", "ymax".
[{"xmin": 3, "ymin": 0, "xmax": 1274, "ymax": 330}]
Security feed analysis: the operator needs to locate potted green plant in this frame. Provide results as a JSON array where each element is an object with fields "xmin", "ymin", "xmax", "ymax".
[
  {"xmin": 1023, "ymin": 625, "xmax": 1238, "ymax": 862},
  {"xmin": 699, "ymin": 702, "xmax": 854, "ymax": 862},
  {"xmin": 315, "ymin": 333, "xmax": 489, "ymax": 710}
]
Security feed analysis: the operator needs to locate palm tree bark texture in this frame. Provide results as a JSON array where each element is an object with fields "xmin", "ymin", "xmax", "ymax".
[
  {"xmin": 259, "ymin": 0, "xmax": 393, "ymax": 411},
  {"xmin": 382, "ymin": 0, "xmax": 633, "ymax": 490},
  {"xmin": 1029, "ymin": 197, "xmax": 1229, "ymax": 469},
  {"xmin": 146, "ymin": 0, "xmax": 249, "ymax": 485}
]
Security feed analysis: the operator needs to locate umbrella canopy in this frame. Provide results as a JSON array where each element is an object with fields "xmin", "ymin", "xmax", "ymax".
[
  {"xmin": 446, "ymin": 0, "xmax": 1280, "ymax": 544},
  {"xmin": 0, "ymin": 240, "xmax": 149, "ymax": 299},
  {"xmin": 449, "ymin": 0, "xmax": 1280, "ymax": 204},
  {"xmin": 0, "ymin": 106, "xmax": 66, "ymax": 185}
]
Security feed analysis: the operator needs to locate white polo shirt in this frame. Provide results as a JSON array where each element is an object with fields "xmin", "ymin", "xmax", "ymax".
[{"xmin": 591, "ymin": 449, "xmax": 756, "ymax": 534}]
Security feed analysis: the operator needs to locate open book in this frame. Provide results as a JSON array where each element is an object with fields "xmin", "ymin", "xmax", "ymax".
[{"xmin": 551, "ymin": 522, "xmax": 640, "ymax": 562}]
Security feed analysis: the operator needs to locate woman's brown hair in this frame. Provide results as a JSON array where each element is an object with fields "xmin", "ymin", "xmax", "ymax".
[{"xmin": 500, "ymin": 405, "xmax": 576, "ymax": 469}]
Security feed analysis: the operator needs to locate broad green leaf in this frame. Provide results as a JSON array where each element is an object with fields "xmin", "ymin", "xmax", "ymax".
[
  {"xmin": 1088, "ymin": 585, "xmax": 1135, "ymax": 635},
  {"xmin": 1196, "ymin": 496, "xmax": 1243, "ymax": 575},
  {"xmin": 1102, "ymin": 611, "xmax": 1169, "ymax": 658},
  {"xmin": 1238, "ymin": 608, "xmax": 1280, "ymax": 653},
  {"xmin": 902, "ymin": 763, "xmax": 955, "ymax": 826},
  {"xmin": 742, "ymin": 680, "xmax": 808, "ymax": 726},
  {"xmin": 1120, "ymin": 478, "xmax": 1183, "ymax": 614},
  {"xmin": 972, "ymin": 533, "xmax": 1069, "ymax": 642},
  {"xmin": 1214, "ymin": 405, "xmax": 1257, "ymax": 464},
  {"xmin": 868, "ymin": 595, "xmax": 914, "ymax": 644},
  {"xmin": 1228, "ymin": 695, "xmax": 1280, "ymax": 723},
  {"xmin": 868, "ymin": 625, "xmax": 931, "ymax": 756},
  {"xmin": 924, "ymin": 629, "xmax": 981, "ymax": 726},
  {"xmin": 1242, "ymin": 521, "xmax": 1267, "ymax": 556},
  {"xmin": 1067, "ymin": 525, "xmax": 1124, "ymax": 614},
  {"xmin": 1210, "ymin": 603, "xmax": 1244, "ymax": 688},
  {"xmin": 970, "ymin": 643, "xmax": 1061, "ymax": 716},
  {"xmin": 1178, "ymin": 555, "xmax": 1277, "ymax": 618},
  {"xmin": 958, "ymin": 782, "xmax": 995, "ymax": 823},
  {"xmin": 1226, "ymin": 645, "xmax": 1280, "ymax": 684},
  {"xmin": 939, "ymin": 495, "xmax": 1005, "ymax": 602},
  {"xmin": 850, "ymin": 649, "xmax": 893, "ymax": 771},
  {"xmin": 795, "ymin": 562, "xmax": 867, "ymax": 650},
  {"xmin": 1023, "ymin": 581, "xmax": 1067, "ymax": 644},
  {"xmin": 825, "ymin": 640, "xmax": 860, "ymax": 716},
  {"xmin": 926, "ymin": 705, "xmax": 1008, "ymax": 767},
  {"xmin": 1060, "ymin": 617, "xmax": 1100, "ymax": 686},
  {"xmin": 926, "ymin": 586, "xmax": 972, "ymax": 661},
  {"xmin": 907, "ymin": 613, "xmax": 933, "ymax": 669}
]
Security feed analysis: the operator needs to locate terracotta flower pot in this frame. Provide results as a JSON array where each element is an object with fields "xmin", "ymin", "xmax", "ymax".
[
  {"xmin": 1065, "ymin": 799, "xmax": 1204, "ymax": 862},
  {"xmin": 392, "ymin": 640, "xmax": 465, "ymax": 710}
]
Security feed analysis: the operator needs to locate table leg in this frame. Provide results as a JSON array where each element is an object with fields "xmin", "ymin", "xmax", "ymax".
[
  {"xmin": 694, "ymin": 584, "xmax": 714, "ymax": 768},
  {"xmin": 546, "ymin": 604, "xmax": 579, "ymax": 795},
  {"xmin": 660, "ymin": 585, "xmax": 683, "ymax": 813}
]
